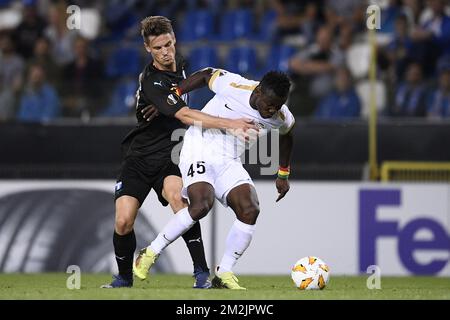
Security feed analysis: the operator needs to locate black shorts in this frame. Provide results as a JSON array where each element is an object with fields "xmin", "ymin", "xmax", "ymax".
[{"xmin": 114, "ymin": 156, "xmax": 181, "ymax": 207}]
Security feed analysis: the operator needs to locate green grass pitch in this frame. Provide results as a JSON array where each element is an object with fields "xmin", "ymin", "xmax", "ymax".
[{"xmin": 0, "ymin": 273, "xmax": 449, "ymax": 300}]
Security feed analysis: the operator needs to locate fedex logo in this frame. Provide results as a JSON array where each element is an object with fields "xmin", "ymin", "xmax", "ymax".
[{"xmin": 359, "ymin": 189, "xmax": 450, "ymax": 275}]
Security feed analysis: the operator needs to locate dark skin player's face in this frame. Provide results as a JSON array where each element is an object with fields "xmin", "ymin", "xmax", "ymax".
[
  {"xmin": 249, "ymin": 86, "xmax": 286, "ymax": 119},
  {"xmin": 145, "ymin": 33, "xmax": 176, "ymax": 72}
]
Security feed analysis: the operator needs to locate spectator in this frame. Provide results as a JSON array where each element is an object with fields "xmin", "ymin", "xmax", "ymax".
[
  {"xmin": 337, "ymin": 22, "xmax": 354, "ymax": 52},
  {"xmin": 44, "ymin": 2, "xmax": 79, "ymax": 65},
  {"xmin": 28, "ymin": 37, "xmax": 61, "ymax": 87},
  {"xmin": 324, "ymin": 0, "xmax": 366, "ymax": 33},
  {"xmin": 403, "ymin": 0, "xmax": 424, "ymax": 24},
  {"xmin": 426, "ymin": 0, "xmax": 450, "ymax": 55},
  {"xmin": 324, "ymin": 0, "xmax": 363, "ymax": 20},
  {"xmin": 387, "ymin": 14, "xmax": 415, "ymax": 82},
  {"xmin": 391, "ymin": 63, "xmax": 427, "ymax": 117},
  {"xmin": 379, "ymin": 0, "xmax": 404, "ymax": 35},
  {"xmin": 289, "ymin": 26, "xmax": 345, "ymax": 115},
  {"xmin": 13, "ymin": 1, "xmax": 47, "ymax": 60},
  {"xmin": 17, "ymin": 64, "xmax": 60, "ymax": 122},
  {"xmin": 0, "ymin": 34, "xmax": 24, "ymax": 121},
  {"xmin": 62, "ymin": 36, "xmax": 104, "ymax": 117},
  {"xmin": 299, "ymin": 2, "xmax": 321, "ymax": 45},
  {"xmin": 104, "ymin": 0, "xmax": 141, "ymax": 40},
  {"xmin": 271, "ymin": 0, "xmax": 303, "ymax": 39},
  {"xmin": 427, "ymin": 57, "xmax": 450, "ymax": 118},
  {"xmin": 315, "ymin": 67, "xmax": 361, "ymax": 119},
  {"xmin": 411, "ymin": 0, "xmax": 450, "ymax": 75},
  {"xmin": 290, "ymin": 26, "xmax": 344, "ymax": 98}
]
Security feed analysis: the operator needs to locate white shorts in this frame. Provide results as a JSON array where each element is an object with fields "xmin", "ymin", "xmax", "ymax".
[{"xmin": 179, "ymin": 151, "xmax": 255, "ymax": 207}]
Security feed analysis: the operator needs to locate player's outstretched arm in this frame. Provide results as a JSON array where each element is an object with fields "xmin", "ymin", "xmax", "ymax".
[
  {"xmin": 174, "ymin": 106, "xmax": 257, "ymax": 132},
  {"xmin": 276, "ymin": 126, "xmax": 294, "ymax": 202},
  {"xmin": 142, "ymin": 68, "xmax": 216, "ymax": 120},
  {"xmin": 178, "ymin": 68, "xmax": 215, "ymax": 94}
]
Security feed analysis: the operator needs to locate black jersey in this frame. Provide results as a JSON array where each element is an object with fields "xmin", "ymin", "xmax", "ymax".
[{"xmin": 121, "ymin": 55, "xmax": 189, "ymax": 159}]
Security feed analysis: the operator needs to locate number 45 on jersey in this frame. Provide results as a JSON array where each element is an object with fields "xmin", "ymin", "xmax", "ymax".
[{"xmin": 187, "ymin": 161, "xmax": 206, "ymax": 177}]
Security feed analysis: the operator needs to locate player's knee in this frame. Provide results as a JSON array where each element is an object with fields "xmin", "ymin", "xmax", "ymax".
[
  {"xmin": 115, "ymin": 217, "xmax": 134, "ymax": 235},
  {"xmin": 166, "ymin": 192, "xmax": 184, "ymax": 208},
  {"xmin": 239, "ymin": 204, "xmax": 260, "ymax": 225},
  {"xmin": 188, "ymin": 202, "xmax": 213, "ymax": 221}
]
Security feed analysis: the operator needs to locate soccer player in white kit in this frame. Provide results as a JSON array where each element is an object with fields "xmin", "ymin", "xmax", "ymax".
[{"xmin": 133, "ymin": 69, "xmax": 295, "ymax": 289}]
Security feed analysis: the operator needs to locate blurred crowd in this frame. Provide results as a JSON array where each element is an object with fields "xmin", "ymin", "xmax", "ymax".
[{"xmin": 0, "ymin": 0, "xmax": 449, "ymax": 123}]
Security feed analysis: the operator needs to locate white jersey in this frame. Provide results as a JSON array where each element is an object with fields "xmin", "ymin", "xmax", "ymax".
[{"xmin": 183, "ymin": 69, "xmax": 295, "ymax": 160}]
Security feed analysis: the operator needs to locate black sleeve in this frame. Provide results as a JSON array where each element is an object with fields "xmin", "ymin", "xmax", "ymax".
[{"xmin": 142, "ymin": 79, "xmax": 187, "ymax": 117}]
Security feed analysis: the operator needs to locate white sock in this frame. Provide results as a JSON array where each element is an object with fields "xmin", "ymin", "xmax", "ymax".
[
  {"xmin": 218, "ymin": 219, "xmax": 256, "ymax": 273},
  {"xmin": 149, "ymin": 207, "xmax": 195, "ymax": 254}
]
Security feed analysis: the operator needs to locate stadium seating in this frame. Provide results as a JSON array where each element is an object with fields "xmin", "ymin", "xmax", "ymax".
[
  {"xmin": 78, "ymin": 8, "xmax": 101, "ymax": 40},
  {"xmin": 225, "ymin": 45, "xmax": 258, "ymax": 77},
  {"xmin": 346, "ymin": 43, "xmax": 371, "ymax": 79},
  {"xmin": 100, "ymin": 78, "xmax": 137, "ymax": 117},
  {"xmin": 356, "ymin": 80, "xmax": 387, "ymax": 118},
  {"xmin": 187, "ymin": 45, "xmax": 219, "ymax": 73},
  {"xmin": 105, "ymin": 45, "xmax": 141, "ymax": 78},
  {"xmin": 265, "ymin": 45, "xmax": 296, "ymax": 72},
  {"xmin": 219, "ymin": 9, "xmax": 254, "ymax": 41},
  {"xmin": 178, "ymin": 10, "xmax": 214, "ymax": 42},
  {"xmin": 186, "ymin": 45, "xmax": 219, "ymax": 109},
  {"xmin": 0, "ymin": 0, "xmax": 13, "ymax": 7},
  {"xmin": 255, "ymin": 10, "xmax": 277, "ymax": 41},
  {"xmin": 103, "ymin": 2, "xmax": 140, "ymax": 41},
  {"xmin": 0, "ymin": 5, "xmax": 21, "ymax": 29}
]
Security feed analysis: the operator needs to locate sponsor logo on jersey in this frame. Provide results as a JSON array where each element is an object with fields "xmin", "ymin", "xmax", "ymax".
[
  {"xmin": 224, "ymin": 104, "xmax": 233, "ymax": 111},
  {"xmin": 256, "ymin": 122, "xmax": 265, "ymax": 129},
  {"xmin": 115, "ymin": 181, "xmax": 123, "ymax": 192},
  {"xmin": 167, "ymin": 93, "xmax": 179, "ymax": 105}
]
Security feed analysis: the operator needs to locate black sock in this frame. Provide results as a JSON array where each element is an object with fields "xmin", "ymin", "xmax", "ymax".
[
  {"xmin": 113, "ymin": 230, "xmax": 136, "ymax": 279},
  {"xmin": 182, "ymin": 221, "xmax": 209, "ymax": 273}
]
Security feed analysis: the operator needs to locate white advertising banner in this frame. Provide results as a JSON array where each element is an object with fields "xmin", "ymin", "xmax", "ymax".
[
  {"xmin": 0, "ymin": 181, "xmax": 448, "ymax": 276},
  {"xmin": 220, "ymin": 182, "xmax": 450, "ymax": 276}
]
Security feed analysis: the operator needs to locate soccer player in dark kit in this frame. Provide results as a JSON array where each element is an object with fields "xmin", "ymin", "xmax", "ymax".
[{"xmin": 102, "ymin": 16, "xmax": 256, "ymax": 288}]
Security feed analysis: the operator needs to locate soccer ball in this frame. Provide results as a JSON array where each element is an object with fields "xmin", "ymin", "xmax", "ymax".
[{"xmin": 291, "ymin": 256, "xmax": 330, "ymax": 290}]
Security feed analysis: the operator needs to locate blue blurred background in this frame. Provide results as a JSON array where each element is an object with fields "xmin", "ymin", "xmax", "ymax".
[{"xmin": 0, "ymin": 0, "xmax": 449, "ymax": 122}]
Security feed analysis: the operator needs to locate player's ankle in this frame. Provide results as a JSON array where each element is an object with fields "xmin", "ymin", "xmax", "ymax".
[
  {"xmin": 194, "ymin": 266, "xmax": 209, "ymax": 274},
  {"xmin": 216, "ymin": 265, "xmax": 232, "ymax": 275},
  {"xmin": 119, "ymin": 273, "xmax": 133, "ymax": 281}
]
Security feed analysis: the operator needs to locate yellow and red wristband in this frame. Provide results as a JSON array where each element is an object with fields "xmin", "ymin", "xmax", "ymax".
[{"xmin": 277, "ymin": 166, "xmax": 290, "ymax": 180}]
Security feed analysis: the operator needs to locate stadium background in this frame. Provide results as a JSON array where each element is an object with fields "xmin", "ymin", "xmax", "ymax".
[{"xmin": 0, "ymin": 0, "xmax": 449, "ymax": 280}]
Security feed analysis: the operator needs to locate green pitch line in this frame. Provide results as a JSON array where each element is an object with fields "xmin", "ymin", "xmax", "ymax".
[{"xmin": 0, "ymin": 274, "xmax": 449, "ymax": 300}]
